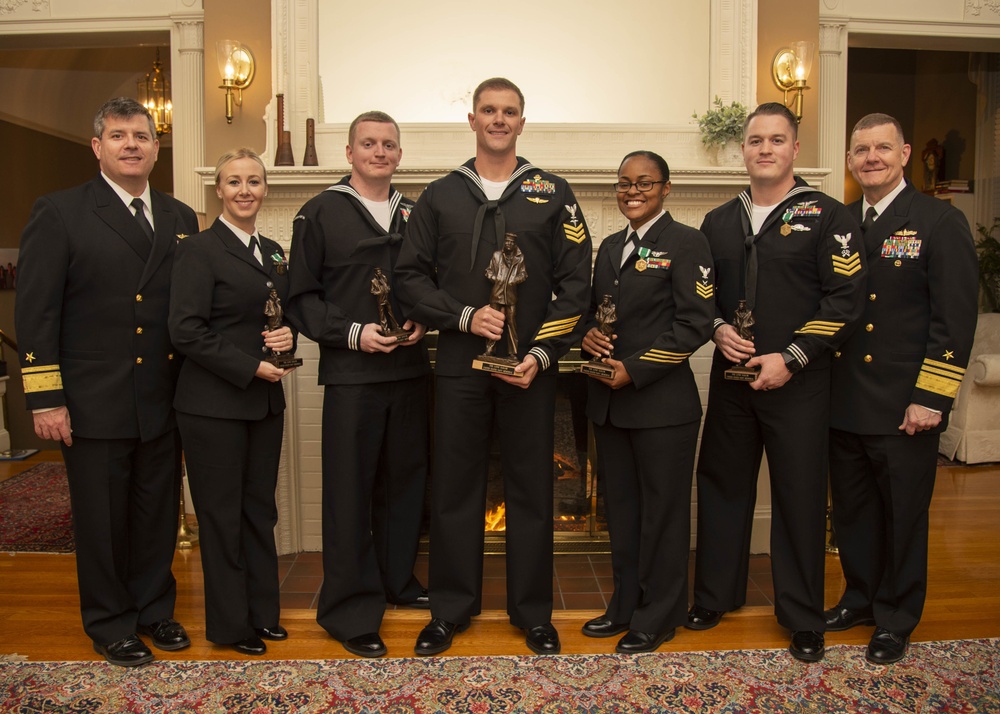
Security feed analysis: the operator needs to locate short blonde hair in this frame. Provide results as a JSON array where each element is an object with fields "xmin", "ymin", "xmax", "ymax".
[{"xmin": 214, "ymin": 147, "xmax": 267, "ymax": 186}]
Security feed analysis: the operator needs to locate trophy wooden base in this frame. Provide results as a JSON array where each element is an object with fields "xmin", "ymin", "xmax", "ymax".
[
  {"xmin": 724, "ymin": 364, "xmax": 760, "ymax": 382},
  {"xmin": 472, "ymin": 355, "xmax": 523, "ymax": 377},
  {"xmin": 380, "ymin": 327, "xmax": 413, "ymax": 343},
  {"xmin": 580, "ymin": 360, "xmax": 615, "ymax": 379},
  {"xmin": 267, "ymin": 354, "xmax": 304, "ymax": 369}
]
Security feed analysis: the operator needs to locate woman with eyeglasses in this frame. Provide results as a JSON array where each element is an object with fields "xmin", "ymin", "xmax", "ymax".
[
  {"xmin": 580, "ymin": 150, "xmax": 715, "ymax": 653},
  {"xmin": 169, "ymin": 148, "xmax": 295, "ymax": 655}
]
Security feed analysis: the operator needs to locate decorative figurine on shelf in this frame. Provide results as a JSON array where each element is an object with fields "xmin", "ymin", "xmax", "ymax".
[
  {"xmin": 274, "ymin": 93, "xmax": 295, "ymax": 166},
  {"xmin": 303, "ymin": 118, "xmax": 319, "ymax": 166}
]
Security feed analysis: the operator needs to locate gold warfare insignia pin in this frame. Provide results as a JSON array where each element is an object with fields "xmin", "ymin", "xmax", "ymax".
[
  {"xmin": 176, "ymin": 234, "xmax": 188, "ymax": 240},
  {"xmin": 526, "ymin": 196, "xmax": 549, "ymax": 204}
]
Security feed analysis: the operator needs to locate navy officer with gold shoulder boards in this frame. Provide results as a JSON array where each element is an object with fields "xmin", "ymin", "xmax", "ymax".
[
  {"xmin": 15, "ymin": 97, "xmax": 198, "ymax": 666},
  {"xmin": 825, "ymin": 113, "xmax": 978, "ymax": 664}
]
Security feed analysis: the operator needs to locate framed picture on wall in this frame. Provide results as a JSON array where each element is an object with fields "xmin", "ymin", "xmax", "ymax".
[{"xmin": 0, "ymin": 250, "xmax": 18, "ymax": 290}]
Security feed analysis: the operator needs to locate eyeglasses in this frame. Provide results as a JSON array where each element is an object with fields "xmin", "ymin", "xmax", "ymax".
[{"xmin": 613, "ymin": 180, "xmax": 667, "ymax": 193}]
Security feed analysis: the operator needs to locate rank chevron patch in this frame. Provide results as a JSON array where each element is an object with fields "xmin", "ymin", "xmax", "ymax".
[
  {"xmin": 696, "ymin": 281, "xmax": 714, "ymax": 299},
  {"xmin": 794, "ymin": 320, "xmax": 844, "ymax": 336},
  {"xmin": 832, "ymin": 252, "xmax": 862, "ymax": 276},
  {"xmin": 916, "ymin": 358, "xmax": 966, "ymax": 399},
  {"xmin": 563, "ymin": 223, "xmax": 587, "ymax": 244},
  {"xmin": 534, "ymin": 315, "xmax": 580, "ymax": 340}
]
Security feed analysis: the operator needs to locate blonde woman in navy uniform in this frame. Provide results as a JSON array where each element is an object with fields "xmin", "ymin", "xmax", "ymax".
[
  {"xmin": 581, "ymin": 151, "xmax": 715, "ymax": 652},
  {"xmin": 169, "ymin": 148, "xmax": 294, "ymax": 655}
]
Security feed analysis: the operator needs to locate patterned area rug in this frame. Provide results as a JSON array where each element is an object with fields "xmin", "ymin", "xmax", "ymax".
[
  {"xmin": 0, "ymin": 463, "xmax": 74, "ymax": 553},
  {"xmin": 2, "ymin": 639, "xmax": 997, "ymax": 713}
]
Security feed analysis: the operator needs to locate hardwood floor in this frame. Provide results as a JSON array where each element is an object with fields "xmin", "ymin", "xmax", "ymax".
[{"xmin": 1, "ymin": 452, "xmax": 998, "ymax": 662}]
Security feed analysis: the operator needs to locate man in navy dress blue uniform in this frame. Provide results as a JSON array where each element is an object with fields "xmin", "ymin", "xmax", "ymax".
[
  {"xmin": 825, "ymin": 113, "xmax": 978, "ymax": 664},
  {"xmin": 16, "ymin": 98, "xmax": 197, "ymax": 666}
]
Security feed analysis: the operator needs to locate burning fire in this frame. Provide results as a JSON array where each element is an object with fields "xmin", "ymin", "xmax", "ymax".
[{"xmin": 485, "ymin": 503, "xmax": 506, "ymax": 532}]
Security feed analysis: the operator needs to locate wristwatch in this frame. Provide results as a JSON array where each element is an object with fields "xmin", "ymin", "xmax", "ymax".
[{"xmin": 781, "ymin": 351, "xmax": 803, "ymax": 374}]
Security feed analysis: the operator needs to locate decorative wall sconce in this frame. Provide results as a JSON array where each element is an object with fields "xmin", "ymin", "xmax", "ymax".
[
  {"xmin": 771, "ymin": 41, "xmax": 815, "ymax": 123},
  {"xmin": 137, "ymin": 48, "xmax": 172, "ymax": 135},
  {"xmin": 217, "ymin": 40, "xmax": 255, "ymax": 124}
]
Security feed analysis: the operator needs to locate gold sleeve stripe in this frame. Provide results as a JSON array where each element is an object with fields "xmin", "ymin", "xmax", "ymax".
[
  {"xmin": 645, "ymin": 350, "xmax": 692, "ymax": 358},
  {"xmin": 563, "ymin": 224, "xmax": 587, "ymax": 244},
  {"xmin": 535, "ymin": 325, "xmax": 576, "ymax": 339},
  {"xmin": 916, "ymin": 370, "xmax": 962, "ymax": 398},
  {"xmin": 640, "ymin": 354, "xmax": 687, "ymax": 364},
  {"xmin": 534, "ymin": 316, "xmax": 581, "ymax": 339},
  {"xmin": 794, "ymin": 321, "xmax": 845, "ymax": 336},
  {"xmin": 22, "ymin": 363, "xmax": 61, "ymax": 374},
  {"xmin": 832, "ymin": 253, "xmax": 862, "ymax": 277},
  {"xmin": 922, "ymin": 358, "xmax": 966, "ymax": 377},
  {"xmin": 23, "ymin": 370, "xmax": 63, "ymax": 394},
  {"xmin": 696, "ymin": 283, "xmax": 715, "ymax": 299},
  {"xmin": 540, "ymin": 316, "xmax": 580, "ymax": 329}
]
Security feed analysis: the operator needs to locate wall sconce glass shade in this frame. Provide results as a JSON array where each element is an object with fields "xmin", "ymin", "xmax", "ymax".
[
  {"xmin": 137, "ymin": 48, "xmax": 172, "ymax": 135},
  {"xmin": 217, "ymin": 40, "xmax": 255, "ymax": 124},
  {"xmin": 772, "ymin": 40, "xmax": 815, "ymax": 123}
]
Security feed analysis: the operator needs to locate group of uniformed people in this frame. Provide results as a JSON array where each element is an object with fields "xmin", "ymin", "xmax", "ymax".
[{"xmin": 15, "ymin": 78, "xmax": 978, "ymax": 667}]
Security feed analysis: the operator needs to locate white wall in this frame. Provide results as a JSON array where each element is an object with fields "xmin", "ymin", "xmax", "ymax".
[{"xmin": 316, "ymin": 1, "xmax": 711, "ymax": 125}]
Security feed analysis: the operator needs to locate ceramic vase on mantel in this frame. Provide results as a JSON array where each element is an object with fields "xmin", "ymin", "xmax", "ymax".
[
  {"xmin": 713, "ymin": 141, "xmax": 743, "ymax": 167},
  {"xmin": 302, "ymin": 118, "xmax": 319, "ymax": 166},
  {"xmin": 274, "ymin": 93, "xmax": 295, "ymax": 166}
]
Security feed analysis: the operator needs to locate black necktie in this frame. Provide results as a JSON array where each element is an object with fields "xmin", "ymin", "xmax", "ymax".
[
  {"xmin": 248, "ymin": 234, "xmax": 261, "ymax": 264},
  {"xmin": 862, "ymin": 206, "xmax": 878, "ymax": 233},
  {"xmin": 131, "ymin": 198, "xmax": 153, "ymax": 244},
  {"xmin": 621, "ymin": 230, "xmax": 637, "ymax": 267}
]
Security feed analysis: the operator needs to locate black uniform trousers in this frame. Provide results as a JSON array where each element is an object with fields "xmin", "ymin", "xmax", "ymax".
[
  {"xmin": 829, "ymin": 428, "xmax": 938, "ymax": 636},
  {"xmin": 177, "ymin": 411, "xmax": 283, "ymax": 644},
  {"xmin": 596, "ymin": 419, "xmax": 699, "ymax": 634},
  {"xmin": 429, "ymin": 372, "xmax": 556, "ymax": 629},
  {"xmin": 694, "ymin": 368, "xmax": 829, "ymax": 631},
  {"xmin": 316, "ymin": 376, "xmax": 428, "ymax": 640},
  {"xmin": 60, "ymin": 430, "xmax": 180, "ymax": 645}
]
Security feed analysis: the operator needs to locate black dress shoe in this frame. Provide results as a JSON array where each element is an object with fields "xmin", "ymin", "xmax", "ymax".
[
  {"xmin": 137, "ymin": 618, "xmax": 190, "ymax": 651},
  {"xmin": 93, "ymin": 634, "xmax": 154, "ymax": 667},
  {"xmin": 255, "ymin": 625, "xmax": 288, "ymax": 641},
  {"xmin": 685, "ymin": 605, "xmax": 724, "ymax": 631},
  {"xmin": 823, "ymin": 606, "xmax": 875, "ymax": 632},
  {"xmin": 524, "ymin": 623, "xmax": 560, "ymax": 655},
  {"xmin": 343, "ymin": 632, "xmax": 387, "ymax": 658},
  {"xmin": 615, "ymin": 628, "xmax": 676, "ymax": 654},
  {"xmin": 582, "ymin": 615, "xmax": 629, "ymax": 638},
  {"xmin": 232, "ymin": 636, "xmax": 267, "ymax": 655},
  {"xmin": 866, "ymin": 627, "xmax": 908, "ymax": 664},
  {"xmin": 414, "ymin": 618, "xmax": 469, "ymax": 656},
  {"xmin": 789, "ymin": 630, "xmax": 825, "ymax": 662}
]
